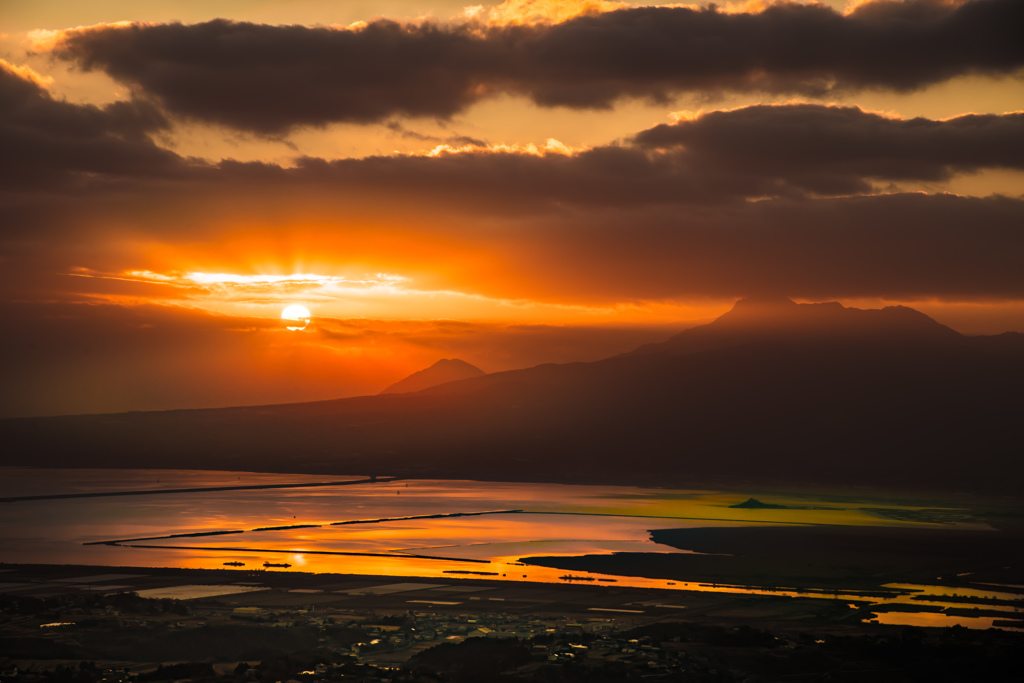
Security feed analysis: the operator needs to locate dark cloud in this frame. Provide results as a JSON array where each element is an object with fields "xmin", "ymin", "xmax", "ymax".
[
  {"xmin": 211, "ymin": 105, "xmax": 1024, "ymax": 205},
  {"xmin": 53, "ymin": 18, "xmax": 490, "ymax": 133},
  {"xmin": 633, "ymin": 104, "xmax": 1024, "ymax": 196},
  {"xmin": 517, "ymin": 0, "xmax": 1024, "ymax": 106},
  {"xmin": 513, "ymin": 193, "xmax": 1024, "ymax": 301},
  {"xmin": 6, "ymin": 163, "xmax": 1024, "ymax": 303},
  {"xmin": 384, "ymin": 120, "xmax": 487, "ymax": 147},
  {"xmin": 0, "ymin": 61, "xmax": 182, "ymax": 188},
  {"xmin": 3, "ymin": 72, "xmax": 1024, "ymax": 304},
  {"xmin": 6, "ymin": 87, "xmax": 1021, "ymax": 205},
  {"xmin": 51, "ymin": 0, "xmax": 1024, "ymax": 133}
]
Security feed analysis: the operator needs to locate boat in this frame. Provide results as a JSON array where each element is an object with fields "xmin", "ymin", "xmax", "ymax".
[
  {"xmin": 263, "ymin": 561, "xmax": 292, "ymax": 568},
  {"xmin": 223, "ymin": 561, "xmax": 245, "ymax": 567}
]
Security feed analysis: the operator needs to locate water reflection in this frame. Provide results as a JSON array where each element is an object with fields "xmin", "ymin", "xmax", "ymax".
[{"xmin": 870, "ymin": 612, "xmax": 1018, "ymax": 630}]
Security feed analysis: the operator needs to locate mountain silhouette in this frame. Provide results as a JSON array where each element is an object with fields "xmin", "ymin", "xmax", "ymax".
[
  {"xmin": 3, "ymin": 298, "xmax": 1021, "ymax": 494},
  {"xmin": 380, "ymin": 359, "xmax": 485, "ymax": 395},
  {"xmin": 627, "ymin": 296, "xmax": 961, "ymax": 357}
]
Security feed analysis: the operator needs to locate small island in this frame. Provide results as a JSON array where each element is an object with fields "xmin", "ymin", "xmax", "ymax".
[{"xmin": 729, "ymin": 498, "xmax": 789, "ymax": 509}]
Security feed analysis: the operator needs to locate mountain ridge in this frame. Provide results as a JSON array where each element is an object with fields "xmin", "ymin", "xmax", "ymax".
[
  {"xmin": 2, "ymin": 298, "xmax": 1021, "ymax": 494},
  {"xmin": 626, "ymin": 296, "xmax": 963, "ymax": 358}
]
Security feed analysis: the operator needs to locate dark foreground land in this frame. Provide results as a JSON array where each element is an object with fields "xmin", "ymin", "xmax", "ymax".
[
  {"xmin": 2, "ymin": 563, "xmax": 1022, "ymax": 683},
  {"xmin": 524, "ymin": 524, "xmax": 1024, "ymax": 593}
]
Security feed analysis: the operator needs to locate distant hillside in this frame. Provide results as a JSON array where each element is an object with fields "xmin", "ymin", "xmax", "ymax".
[
  {"xmin": 380, "ymin": 359, "xmax": 485, "ymax": 395},
  {"xmin": 3, "ymin": 298, "xmax": 1022, "ymax": 494}
]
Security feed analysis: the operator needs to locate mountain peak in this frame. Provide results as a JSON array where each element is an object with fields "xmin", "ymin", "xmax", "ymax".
[
  {"xmin": 380, "ymin": 358, "xmax": 485, "ymax": 395},
  {"xmin": 629, "ymin": 296, "xmax": 961, "ymax": 358},
  {"xmin": 719, "ymin": 295, "xmax": 801, "ymax": 323},
  {"xmin": 714, "ymin": 295, "xmax": 819, "ymax": 330},
  {"xmin": 427, "ymin": 358, "xmax": 480, "ymax": 371},
  {"xmin": 732, "ymin": 295, "xmax": 799, "ymax": 309}
]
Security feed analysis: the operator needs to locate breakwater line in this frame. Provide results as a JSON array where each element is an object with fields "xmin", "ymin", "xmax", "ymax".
[{"xmin": 0, "ymin": 476, "xmax": 400, "ymax": 503}]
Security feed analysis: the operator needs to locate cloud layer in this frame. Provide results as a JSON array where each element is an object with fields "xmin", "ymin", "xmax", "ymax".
[
  {"xmin": 0, "ymin": 60, "xmax": 179, "ymax": 187},
  {"xmin": 3, "ymin": 52, "xmax": 1023, "ymax": 303},
  {"xmin": 50, "ymin": 0, "xmax": 1024, "ymax": 133},
  {"xmin": 7, "ymin": 56, "xmax": 1020, "ymax": 203},
  {"xmin": 634, "ymin": 104, "xmax": 1024, "ymax": 196}
]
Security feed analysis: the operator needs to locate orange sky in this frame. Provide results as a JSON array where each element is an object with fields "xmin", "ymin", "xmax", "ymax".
[{"xmin": 2, "ymin": 0, "xmax": 1023, "ymax": 416}]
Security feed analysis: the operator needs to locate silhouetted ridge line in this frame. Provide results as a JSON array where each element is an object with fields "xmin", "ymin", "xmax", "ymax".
[
  {"xmin": 626, "ymin": 296, "xmax": 962, "ymax": 358},
  {"xmin": 2, "ymin": 298, "xmax": 1021, "ymax": 495}
]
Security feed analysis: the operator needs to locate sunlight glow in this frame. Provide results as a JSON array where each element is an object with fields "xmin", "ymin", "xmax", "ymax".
[
  {"xmin": 0, "ymin": 59, "xmax": 54, "ymax": 88},
  {"xmin": 120, "ymin": 270, "xmax": 407, "ymax": 291},
  {"xmin": 465, "ymin": 0, "xmax": 632, "ymax": 27},
  {"xmin": 69, "ymin": 267, "xmax": 731, "ymax": 325},
  {"xmin": 28, "ymin": 21, "xmax": 135, "ymax": 52},
  {"xmin": 281, "ymin": 304, "xmax": 311, "ymax": 331},
  {"xmin": 425, "ymin": 137, "xmax": 585, "ymax": 157},
  {"xmin": 281, "ymin": 304, "xmax": 311, "ymax": 319},
  {"xmin": 186, "ymin": 272, "xmax": 353, "ymax": 286}
]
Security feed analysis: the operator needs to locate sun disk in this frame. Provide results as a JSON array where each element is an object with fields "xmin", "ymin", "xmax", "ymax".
[{"xmin": 281, "ymin": 304, "xmax": 311, "ymax": 330}]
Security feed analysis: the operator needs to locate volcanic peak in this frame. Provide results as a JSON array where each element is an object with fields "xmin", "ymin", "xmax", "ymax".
[{"xmin": 380, "ymin": 358, "xmax": 486, "ymax": 395}]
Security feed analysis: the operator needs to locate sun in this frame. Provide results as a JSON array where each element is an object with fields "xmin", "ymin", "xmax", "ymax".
[{"xmin": 281, "ymin": 304, "xmax": 311, "ymax": 331}]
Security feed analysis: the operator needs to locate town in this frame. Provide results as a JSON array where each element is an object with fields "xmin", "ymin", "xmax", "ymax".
[{"xmin": 2, "ymin": 565, "xmax": 1020, "ymax": 683}]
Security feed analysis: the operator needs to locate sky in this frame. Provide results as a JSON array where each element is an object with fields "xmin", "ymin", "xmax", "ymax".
[{"xmin": 2, "ymin": 0, "xmax": 1023, "ymax": 417}]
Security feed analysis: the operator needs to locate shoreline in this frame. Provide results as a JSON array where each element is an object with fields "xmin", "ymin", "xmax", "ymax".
[{"xmin": 2, "ymin": 561, "xmax": 1022, "ymax": 634}]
